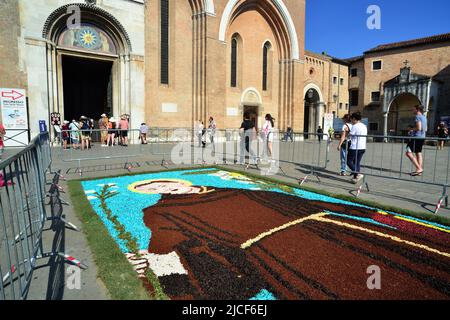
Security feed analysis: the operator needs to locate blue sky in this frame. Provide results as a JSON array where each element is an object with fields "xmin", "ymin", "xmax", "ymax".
[{"xmin": 306, "ymin": 0, "xmax": 450, "ymax": 59}]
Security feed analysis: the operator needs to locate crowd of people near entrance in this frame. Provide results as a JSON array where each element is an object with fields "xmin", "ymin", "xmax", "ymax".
[{"xmin": 60, "ymin": 114, "xmax": 150, "ymax": 150}]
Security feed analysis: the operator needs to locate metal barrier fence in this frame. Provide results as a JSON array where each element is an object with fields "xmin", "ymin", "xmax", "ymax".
[
  {"xmin": 55, "ymin": 127, "xmax": 330, "ymax": 180},
  {"xmin": 0, "ymin": 132, "xmax": 85, "ymax": 300},
  {"xmin": 3, "ymin": 129, "xmax": 30, "ymax": 148},
  {"xmin": 146, "ymin": 129, "xmax": 329, "ymax": 176},
  {"xmin": 58, "ymin": 129, "xmax": 145, "ymax": 174},
  {"xmin": 52, "ymin": 127, "xmax": 450, "ymax": 214},
  {"xmin": 344, "ymin": 135, "xmax": 449, "ymax": 213}
]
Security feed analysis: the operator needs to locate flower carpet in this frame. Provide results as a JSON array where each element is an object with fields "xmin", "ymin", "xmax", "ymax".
[{"xmin": 81, "ymin": 168, "xmax": 450, "ymax": 300}]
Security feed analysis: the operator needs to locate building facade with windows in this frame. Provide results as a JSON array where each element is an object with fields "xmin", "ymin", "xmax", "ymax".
[
  {"xmin": 145, "ymin": 0, "xmax": 306, "ymax": 131},
  {"xmin": 347, "ymin": 33, "xmax": 450, "ymax": 136},
  {"xmin": 0, "ymin": 0, "xmax": 146, "ymax": 137},
  {"xmin": 0, "ymin": 0, "xmax": 308, "ymax": 137},
  {"xmin": 303, "ymin": 50, "xmax": 349, "ymax": 135}
]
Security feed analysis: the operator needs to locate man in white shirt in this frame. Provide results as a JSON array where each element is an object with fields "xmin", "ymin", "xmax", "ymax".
[
  {"xmin": 347, "ymin": 112, "xmax": 367, "ymax": 184},
  {"xmin": 337, "ymin": 114, "xmax": 353, "ymax": 176}
]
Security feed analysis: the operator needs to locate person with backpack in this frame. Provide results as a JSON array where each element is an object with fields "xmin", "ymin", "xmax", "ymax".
[
  {"xmin": 337, "ymin": 114, "xmax": 352, "ymax": 176},
  {"xmin": 80, "ymin": 116, "xmax": 91, "ymax": 151}
]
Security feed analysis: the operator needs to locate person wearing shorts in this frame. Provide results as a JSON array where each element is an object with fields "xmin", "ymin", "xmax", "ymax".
[
  {"xmin": 406, "ymin": 105, "xmax": 427, "ymax": 176},
  {"xmin": 140, "ymin": 123, "xmax": 149, "ymax": 144},
  {"xmin": 119, "ymin": 115, "xmax": 129, "ymax": 146},
  {"xmin": 61, "ymin": 120, "xmax": 70, "ymax": 149},
  {"xmin": 69, "ymin": 120, "xmax": 80, "ymax": 149}
]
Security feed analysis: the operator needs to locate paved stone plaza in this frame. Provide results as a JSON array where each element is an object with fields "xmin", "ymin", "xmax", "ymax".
[
  {"xmin": 5, "ymin": 137, "xmax": 444, "ymax": 299},
  {"xmin": 52, "ymin": 139, "xmax": 450, "ymax": 217}
]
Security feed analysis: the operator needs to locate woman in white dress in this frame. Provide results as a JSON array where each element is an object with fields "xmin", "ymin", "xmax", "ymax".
[{"xmin": 262, "ymin": 114, "xmax": 275, "ymax": 162}]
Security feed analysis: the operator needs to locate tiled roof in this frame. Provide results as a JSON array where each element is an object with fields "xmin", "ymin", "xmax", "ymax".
[
  {"xmin": 305, "ymin": 50, "xmax": 350, "ymax": 65},
  {"xmin": 365, "ymin": 32, "xmax": 450, "ymax": 54},
  {"xmin": 344, "ymin": 55, "xmax": 364, "ymax": 63}
]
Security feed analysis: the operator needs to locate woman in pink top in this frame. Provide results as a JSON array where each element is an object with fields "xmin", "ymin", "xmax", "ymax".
[{"xmin": 119, "ymin": 115, "xmax": 129, "ymax": 146}]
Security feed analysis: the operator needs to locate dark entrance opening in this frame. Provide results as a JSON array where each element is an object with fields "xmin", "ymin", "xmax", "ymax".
[
  {"xmin": 304, "ymin": 88, "xmax": 320, "ymax": 138},
  {"xmin": 243, "ymin": 106, "xmax": 259, "ymax": 131},
  {"xmin": 62, "ymin": 55, "xmax": 113, "ymax": 122}
]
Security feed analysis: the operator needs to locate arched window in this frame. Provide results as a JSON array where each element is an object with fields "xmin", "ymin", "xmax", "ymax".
[
  {"xmin": 160, "ymin": 0, "xmax": 169, "ymax": 84},
  {"xmin": 262, "ymin": 41, "xmax": 272, "ymax": 91},
  {"xmin": 231, "ymin": 36, "xmax": 238, "ymax": 87}
]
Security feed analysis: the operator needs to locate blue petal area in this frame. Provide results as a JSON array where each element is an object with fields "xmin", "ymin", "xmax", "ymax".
[
  {"xmin": 250, "ymin": 289, "xmax": 277, "ymax": 300},
  {"xmin": 80, "ymin": 168, "xmax": 447, "ymax": 253}
]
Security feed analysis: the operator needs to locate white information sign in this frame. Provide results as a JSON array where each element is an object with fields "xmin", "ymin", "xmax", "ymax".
[{"xmin": 0, "ymin": 88, "xmax": 29, "ymax": 147}]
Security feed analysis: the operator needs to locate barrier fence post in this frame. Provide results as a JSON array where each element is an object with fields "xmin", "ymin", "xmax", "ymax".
[{"xmin": 0, "ymin": 132, "xmax": 87, "ymax": 300}]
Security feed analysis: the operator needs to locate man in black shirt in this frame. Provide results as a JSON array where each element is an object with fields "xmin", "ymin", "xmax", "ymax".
[{"xmin": 239, "ymin": 112, "xmax": 259, "ymax": 167}]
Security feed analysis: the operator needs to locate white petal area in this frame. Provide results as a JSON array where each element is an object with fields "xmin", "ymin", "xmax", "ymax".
[
  {"xmin": 131, "ymin": 252, "xmax": 188, "ymax": 277},
  {"xmin": 84, "ymin": 190, "xmax": 96, "ymax": 194}
]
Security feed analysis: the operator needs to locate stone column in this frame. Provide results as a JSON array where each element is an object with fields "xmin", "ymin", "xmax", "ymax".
[
  {"xmin": 309, "ymin": 103, "xmax": 315, "ymax": 134},
  {"xmin": 317, "ymin": 102, "xmax": 325, "ymax": 130}
]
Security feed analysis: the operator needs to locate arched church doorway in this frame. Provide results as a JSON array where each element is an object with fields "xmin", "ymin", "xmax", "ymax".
[
  {"xmin": 43, "ymin": 4, "xmax": 132, "ymax": 126},
  {"xmin": 62, "ymin": 54, "xmax": 113, "ymax": 121},
  {"xmin": 241, "ymin": 88, "xmax": 262, "ymax": 130},
  {"xmin": 304, "ymin": 88, "xmax": 321, "ymax": 137},
  {"xmin": 387, "ymin": 93, "xmax": 422, "ymax": 136}
]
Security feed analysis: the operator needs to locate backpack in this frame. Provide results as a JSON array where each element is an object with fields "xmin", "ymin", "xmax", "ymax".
[{"xmin": 81, "ymin": 121, "xmax": 90, "ymax": 130}]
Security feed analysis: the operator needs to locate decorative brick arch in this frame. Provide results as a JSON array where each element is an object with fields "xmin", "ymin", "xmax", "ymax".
[
  {"xmin": 188, "ymin": 0, "xmax": 215, "ymax": 15},
  {"xmin": 42, "ymin": 3, "xmax": 132, "ymax": 53},
  {"xmin": 218, "ymin": 0, "xmax": 299, "ymax": 60},
  {"xmin": 204, "ymin": 0, "xmax": 215, "ymax": 15},
  {"xmin": 303, "ymin": 83, "xmax": 324, "ymax": 103}
]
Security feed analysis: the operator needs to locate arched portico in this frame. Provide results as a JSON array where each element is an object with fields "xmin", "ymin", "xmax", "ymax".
[
  {"xmin": 303, "ymin": 83, "xmax": 325, "ymax": 135},
  {"xmin": 43, "ymin": 3, "xmax": 132, "ymax": 125},
  {"xmin": 382, "ymin": 65, "xmax": 440, "ymax": 136},
  {"xmin": 386, "ymin": 93, "xmax": 422, "ymax": 135}
]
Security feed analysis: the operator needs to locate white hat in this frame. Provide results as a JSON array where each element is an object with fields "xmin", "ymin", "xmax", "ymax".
[
  {"xmin": 101, "ymin": 114, "xmax": 107, "ymax": 118},
  {"xmin": 110, "ymin": 117, "xmax": 116, "ymax": 122},
  {"xmin": 64, "ymin": 120, "xmax": 70, "ymax": 124}
]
